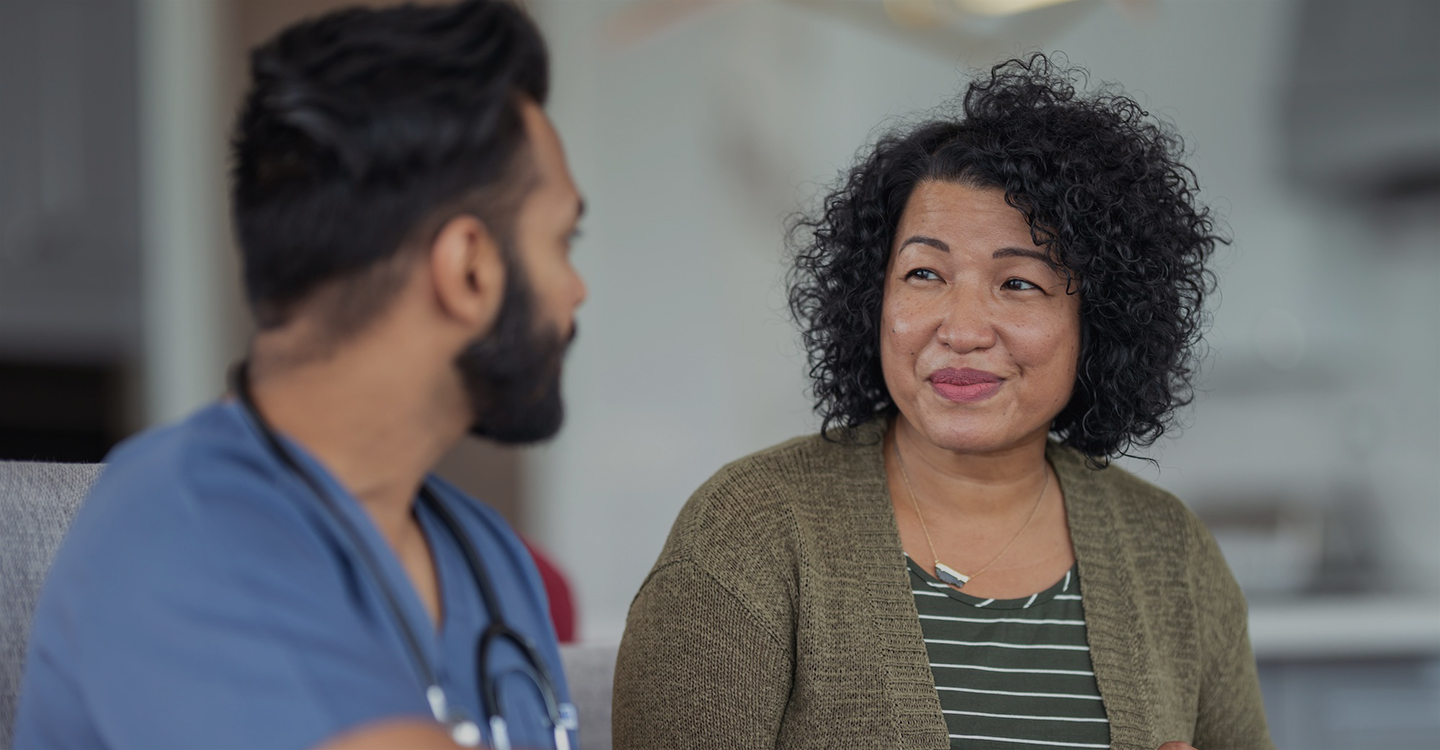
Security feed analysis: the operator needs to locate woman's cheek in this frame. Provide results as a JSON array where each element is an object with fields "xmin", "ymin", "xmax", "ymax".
[
  {"xmin": 885, "ymin": 299, "xmax": 934, "ymax": 355},
  {"xmin": 880, "ymin": 305, "xmax": 926, "ymax": 402},
  {"xmin": 1009, "ymin": 311, "xmax": 1081, "ymax": 409}
]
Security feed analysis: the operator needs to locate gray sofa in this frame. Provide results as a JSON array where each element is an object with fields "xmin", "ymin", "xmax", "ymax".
[{"xmin": 0, "ymin": 461, "xmax": 616, "ymax": 750}]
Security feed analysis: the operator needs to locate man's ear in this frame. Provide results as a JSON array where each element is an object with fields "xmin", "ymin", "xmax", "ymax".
[{"xmin": 428, "ymin": 214, "xmax": 506, "ymax": 335}]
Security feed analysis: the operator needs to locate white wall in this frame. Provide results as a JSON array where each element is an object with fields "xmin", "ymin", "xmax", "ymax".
[
  {"xmin": 138, "ymin": 0, "xmax": 233, "ymax": 425},
  {"xmin": 531, "ymin": 0, "xmax": 1440, "ymax": 642}
]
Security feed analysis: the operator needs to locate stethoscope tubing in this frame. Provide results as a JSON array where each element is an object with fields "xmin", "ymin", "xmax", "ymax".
[{"xmin": 230, "ymin": 364, "xmax": 568, "ymax": 749}]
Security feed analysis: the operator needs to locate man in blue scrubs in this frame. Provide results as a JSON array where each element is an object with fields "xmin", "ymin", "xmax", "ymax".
[{"xmin": 15, "ymin": 2, "xmax": 586, "ymax": 748}]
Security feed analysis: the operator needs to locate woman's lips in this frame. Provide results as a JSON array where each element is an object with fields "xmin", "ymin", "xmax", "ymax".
[{"xmin": 928, "ymin": 368, "xmax": 1003, "ymax": 403}]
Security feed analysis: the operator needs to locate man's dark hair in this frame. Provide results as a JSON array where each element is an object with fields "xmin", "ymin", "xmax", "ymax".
[
  {"xmin": 788, "ymin": 53, "xmax": 1223, "ymax": 460},
  {"xmin": 231, "ymin": 0, "xmax": 549, "ymax": 333}
]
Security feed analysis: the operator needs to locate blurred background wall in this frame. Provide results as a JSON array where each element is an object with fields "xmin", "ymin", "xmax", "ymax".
[{"xmin": 1, "ymin": 0, "xmax": 1437, "ymax": 745}]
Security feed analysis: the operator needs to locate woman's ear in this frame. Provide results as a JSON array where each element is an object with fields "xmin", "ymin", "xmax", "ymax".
[{"xmin": 428, "ymin": 214, "xmax": 506, "ymax": 335}]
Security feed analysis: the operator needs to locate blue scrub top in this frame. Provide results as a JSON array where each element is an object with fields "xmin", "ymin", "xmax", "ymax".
[{"xmin": 15, "ymin": 401, "xmax": 574, "ymax": 750}]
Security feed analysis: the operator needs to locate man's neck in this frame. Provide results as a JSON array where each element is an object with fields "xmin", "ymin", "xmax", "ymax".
[{"xmin": 246, "ymin": 329, "xmax": 468, "ymax": 545}]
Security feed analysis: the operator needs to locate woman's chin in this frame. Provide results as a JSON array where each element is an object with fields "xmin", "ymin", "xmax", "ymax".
[
  {"xmin": 905, "ymin": 413, "xmax": 1045, "ymax": 456},
  {"xmin": 921, "ymin": 431, "xmax": 1012, "ymax": 455}
]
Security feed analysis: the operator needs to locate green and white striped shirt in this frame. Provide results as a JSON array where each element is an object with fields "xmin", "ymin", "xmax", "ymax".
[{"xmin": 908, "ymin": 559, "xmax": 1111, "ymax": 750}]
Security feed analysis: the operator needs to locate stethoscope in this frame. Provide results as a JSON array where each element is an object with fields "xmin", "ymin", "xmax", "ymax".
[{"xmin": 232, "ymin": 364, "xmax": 576, "ymax": 750}]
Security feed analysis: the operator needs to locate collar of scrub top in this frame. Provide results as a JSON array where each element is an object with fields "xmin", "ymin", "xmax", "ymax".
[{"xmin": 230, "ymin": 362, "xmax": 577, "ymax": 750}]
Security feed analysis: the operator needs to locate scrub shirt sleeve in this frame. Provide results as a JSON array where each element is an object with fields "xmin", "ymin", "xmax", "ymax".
[{"xmin": 56, "ymin": 480, "xmax": 430, "ymax": 750}]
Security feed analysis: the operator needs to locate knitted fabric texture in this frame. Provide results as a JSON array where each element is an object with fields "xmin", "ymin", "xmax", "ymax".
[
  {"xmin": 0, "ymin": 461, "xmax": 103, "ymax": 749},
  {"xmin": 612, "ymin": 422, "xmax": 1273, "ymax": 750}
]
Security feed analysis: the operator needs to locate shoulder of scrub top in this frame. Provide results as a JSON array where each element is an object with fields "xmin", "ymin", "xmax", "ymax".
[{"xmin": 57, "ymin": 401, "xmax": 363, "ymax": 597}]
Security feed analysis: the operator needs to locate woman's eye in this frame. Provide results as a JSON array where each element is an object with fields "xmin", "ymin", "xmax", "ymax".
[
  {"xmin": 1002, "ymin": 278, "xmax": 1040, "ymax": 291},
  {"xmin": 905, "ymin": 268, "xmax": 940, "ymax": 281}
]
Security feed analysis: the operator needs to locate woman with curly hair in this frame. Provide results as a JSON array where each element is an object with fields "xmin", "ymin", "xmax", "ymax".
[{"xmin": 613, "ymin": 55, "xmax": 1272, "ymax": 750}]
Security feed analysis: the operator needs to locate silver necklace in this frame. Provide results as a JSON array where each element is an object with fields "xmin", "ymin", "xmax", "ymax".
[{"xmin": 893, "ymin": 440, "xmax": 1049, "ymax": 590}]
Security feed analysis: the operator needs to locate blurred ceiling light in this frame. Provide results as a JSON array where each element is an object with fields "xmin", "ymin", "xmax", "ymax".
[
  {"xmin": 603, "ymin": 0, "xmax": 1125, "ymax": 52},
  {"xmin": 883, "ymin": 0, "xmax": 944, "ymax": 28},
  {"xmin": 954, "ymin": 0, "xmax": 1082, "ymax": 16},
  {"xmin": 603, "ymin": 0, "xmax": 750, "ymax": 50}
]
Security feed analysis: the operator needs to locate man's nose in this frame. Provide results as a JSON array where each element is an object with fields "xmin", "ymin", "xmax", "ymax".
[{"xmin": 573, "ymin": 274, "xmax": 588, "ymax": 309}]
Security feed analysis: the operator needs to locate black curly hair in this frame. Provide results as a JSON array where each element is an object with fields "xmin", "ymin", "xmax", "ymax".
[{"xmin": 787, "ymin": 53, "xmax": 1222, "ymax": 460}]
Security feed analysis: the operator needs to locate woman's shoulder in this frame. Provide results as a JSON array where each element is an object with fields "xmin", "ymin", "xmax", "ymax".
[
  {"xmin": 1048, "ymin": 441, "xmax": 1213, "ymax": 553},
  {"xmin": 709, "ymin": 426, "xmax": 880, "ymax": 496},
  {"xmin": 657, "ymin": 426, "xmax": 885, "ymax": 564}
]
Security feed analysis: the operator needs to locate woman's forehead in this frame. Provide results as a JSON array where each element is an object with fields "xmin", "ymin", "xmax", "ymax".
[
  {"xmin": 897, "ymin": 182, "xmax": 1032, "ymax": 238},
  {"xmin": 892, "ymin": 182, "xmax": 1043, "ymax": 258}
]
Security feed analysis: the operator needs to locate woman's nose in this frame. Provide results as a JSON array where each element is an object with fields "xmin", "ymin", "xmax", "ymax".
[{"xmin": 934, "ymin": 289, "xmax": 997, "ymax": 353}]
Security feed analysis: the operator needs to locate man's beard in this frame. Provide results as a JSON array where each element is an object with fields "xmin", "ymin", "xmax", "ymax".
[{"xmin": 455, "ymin": 259, "xmax": 572, "ymax": 445}]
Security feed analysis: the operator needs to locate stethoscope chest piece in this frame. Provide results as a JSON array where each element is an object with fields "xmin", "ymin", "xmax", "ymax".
[
  {"xmin": 430, "ymin": 685, "xmax": 482, "ymax": 747},
  {"xmin": 452, "ymin": 720, "xmax": 482, "ymax": 748}
]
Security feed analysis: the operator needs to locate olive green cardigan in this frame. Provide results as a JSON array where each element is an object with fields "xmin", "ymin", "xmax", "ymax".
[{"xmin": 613, "ymin": 423, "xmax": 1273, "ymax": 750}]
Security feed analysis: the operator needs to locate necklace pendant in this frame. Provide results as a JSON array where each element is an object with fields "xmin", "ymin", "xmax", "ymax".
[{"xmin": 934, "ymin": 562, "xmax": 970, "ymax": 589}]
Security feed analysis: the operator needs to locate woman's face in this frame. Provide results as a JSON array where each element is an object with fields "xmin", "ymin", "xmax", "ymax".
[{"xmin": 881, "ymin": 181, "xmax": 1081, "ymax": 455}]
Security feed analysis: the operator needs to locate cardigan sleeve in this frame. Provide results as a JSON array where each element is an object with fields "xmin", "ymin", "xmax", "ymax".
[
  {"xmin": 611, "ymin": 557, "xmax": 794, "ymax": 750},
  {"xmin": 1190, "ymin": 521, "xmax": 1275, "ymax": 750}
]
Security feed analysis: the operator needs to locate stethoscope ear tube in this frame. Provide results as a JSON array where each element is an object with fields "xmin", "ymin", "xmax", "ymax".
[
  {"xmin": 232, "ymin": 363, "xmax": 442, "ymax": 694},
  {"xmin": 229, "ymin": 362, "xmax": 572, "ymax": 748}
]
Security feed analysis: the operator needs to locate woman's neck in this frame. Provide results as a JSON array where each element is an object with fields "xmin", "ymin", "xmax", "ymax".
[
  {"xmin": 885, "ymin": 413, "xmax": 1075, "ymax": 599},
  {"xmin": 888, "ymin": 414, "xmax": 1051, "ymax": 519}
]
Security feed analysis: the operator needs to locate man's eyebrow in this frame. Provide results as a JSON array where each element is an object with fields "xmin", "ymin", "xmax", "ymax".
[
  {"xmin": 993, "ymin": 246, "xmax": 1057, "ymax": 266},
  {"xmin": 898, "ymin": 235, "xmax": 949, "ymax": 253}
]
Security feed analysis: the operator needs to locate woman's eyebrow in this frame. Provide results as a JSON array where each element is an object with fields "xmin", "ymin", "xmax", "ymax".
[
  {"xmin": 899, "ymin": 235, "xmax": 950, "ymax": 252},
  {"xmin": 993, "ymin": 246, "xmax": 1057, "ymax": 266}
]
